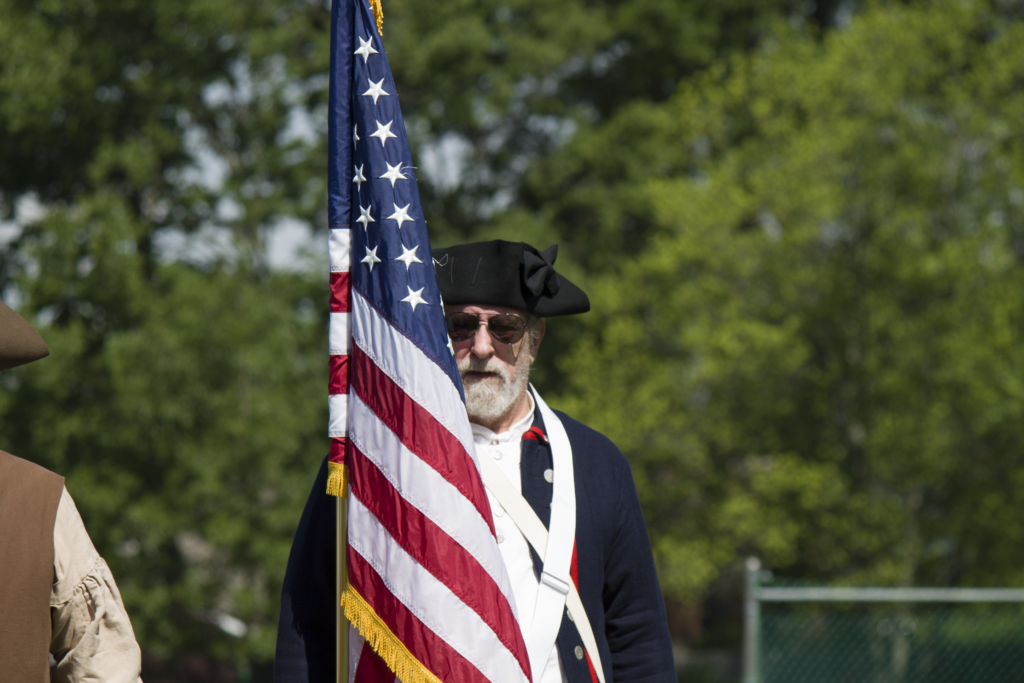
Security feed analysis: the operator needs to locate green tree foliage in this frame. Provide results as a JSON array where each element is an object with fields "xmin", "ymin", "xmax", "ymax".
[
  {"xmin": 383, "ymin": 0, "xmax": 851, "ymax": 245},
  {"xmin": 556, "ymin": 0, "xmax": 1024, "ymax": 602}
]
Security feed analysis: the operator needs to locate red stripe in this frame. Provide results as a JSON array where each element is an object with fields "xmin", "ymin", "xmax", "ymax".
[
  {"xmin": 348, "ymin": 548, "xmax": 493, "ymax": 683},
  {"xmin": 329, "ymin": 354, "xmax": 350, "ymax": 395},
  {"xmin": 570, "ymin": 541, "xmax": 579, "ymax": 590},
  {"xmin": 354, "ymin": 640, "xmax": 393, "ymax": 682},
  {"xmin": 522, "ymin": 427, "xmax": 547, "ymax": 444},
  {"xmin": 331, "ymin": 272, "xmax": 351, "ymax": 312},
  {"xmin": 584, "ymin": 651, "xmax": 600, "ymax": 683},
  {"xmin": 350, "ymin": 344, "xmax": 494, "ymax": 534},
  {"xmin": 349, "ymin": 446, "xmax": 531, "ymax": 675},
  {"xmin": 330, "ymin": 437, "xmax": 346, "ymax": 464},
  {"xmin": 572, "ymin": 542, "xmax": 601, "ymax": 683}
]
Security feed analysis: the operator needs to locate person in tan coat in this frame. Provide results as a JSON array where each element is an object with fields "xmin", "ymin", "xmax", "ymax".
[{"xmin": 0, "ymin": 302, "xmax": 143, "ymax": 683}]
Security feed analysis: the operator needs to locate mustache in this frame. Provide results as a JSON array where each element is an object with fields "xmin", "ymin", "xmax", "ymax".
[{"xmin": 457, "ymin": 356, "xmax": 507, "ymax": 377}]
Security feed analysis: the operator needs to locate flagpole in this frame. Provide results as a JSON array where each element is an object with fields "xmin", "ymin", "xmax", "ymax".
[{"xmin": 337, "ymin": 495, "xmax": 348, "ymax": 683}]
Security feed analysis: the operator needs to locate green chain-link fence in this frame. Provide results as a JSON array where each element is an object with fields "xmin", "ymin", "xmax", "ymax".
[{"xmin": 743, "ymin": 559, "xmax": 1024, "ymax": 683}]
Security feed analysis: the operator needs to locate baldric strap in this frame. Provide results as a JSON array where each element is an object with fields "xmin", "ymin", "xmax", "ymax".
[{"xmin": 477, "ymin": 388, "xmax": 607, "ymax": 683}]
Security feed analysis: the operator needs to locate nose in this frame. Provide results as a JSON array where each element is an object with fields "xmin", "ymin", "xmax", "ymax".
[{"xmin": 470, "ymin": 320, "xmax": 495, "ymax": 358}]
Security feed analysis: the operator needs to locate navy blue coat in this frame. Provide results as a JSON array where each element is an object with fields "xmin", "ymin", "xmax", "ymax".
[{"xmin": 275, "ymin": 407, "xmax": 676, "ymax": 683}]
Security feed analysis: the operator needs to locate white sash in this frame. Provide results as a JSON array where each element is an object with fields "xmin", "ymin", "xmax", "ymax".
[{"xmin": 476, "ymin": 387, "xmax": 606, "ymax": 683}]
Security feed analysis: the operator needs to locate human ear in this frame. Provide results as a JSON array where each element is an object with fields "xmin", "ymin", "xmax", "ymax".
[{"xmin": 530, "ymin": 318, "xmax": 546, "ymax": 361}]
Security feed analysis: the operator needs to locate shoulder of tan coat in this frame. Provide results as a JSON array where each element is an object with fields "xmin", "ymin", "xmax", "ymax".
[{"xmin": 0, "ymin": 301, "xmax": 49, "ymax": 371}]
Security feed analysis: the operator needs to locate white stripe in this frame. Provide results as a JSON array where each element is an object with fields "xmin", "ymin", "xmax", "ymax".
[
  {"xmin": 348, "ymin": 498, "xmax": 530, "ymax": 683},
  {"xmin": 330, "ymin": 228, "xmax": 351, "ymax": 273},
  {"xmin": 329, "ymin": 393, "xmax": 349, "ymax": 437},
  {"xmin": 330, "ymin": 312, "xmax": 351, "ymax": 355},
  {"xmin": 348, "ymin": 626, "xmax": 365, "ymax": 683},
  {"xmin": 346, "ymin": 626, "xmax": 401, "ymax": 683},
  {"xmin": 351, "ymin": 290, "xmax": 475, "ymax": 458},
  {"xmin": 348, "ymin": 394, "xmax": 518, "ymax": 620}
]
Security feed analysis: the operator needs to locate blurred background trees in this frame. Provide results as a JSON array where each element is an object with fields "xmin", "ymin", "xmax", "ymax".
[{"xmin": 4, "ymin": 0, "xmax": 1024, "ymax": 679}]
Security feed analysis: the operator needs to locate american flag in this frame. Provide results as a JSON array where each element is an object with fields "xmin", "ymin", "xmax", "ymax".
[{"xmin": 325, "ymin": 1, "xmax": 533, "ymax": 682}]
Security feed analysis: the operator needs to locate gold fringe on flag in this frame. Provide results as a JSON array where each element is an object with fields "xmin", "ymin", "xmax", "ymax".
[
  {"xmin": 342, "ymin": 585, "xmax": 442, "ymax": 683},
  {"xmin": 326, "ymin": 461, "xmax": 348, "ymax": 498},
  {"xmin": 370, "ymin": 0, "xmax": 384, "ymax": 36}
]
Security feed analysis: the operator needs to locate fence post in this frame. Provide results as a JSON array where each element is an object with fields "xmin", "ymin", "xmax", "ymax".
[{"xmin": 743, "ymin": 557, "xmax": 762, "ymax": 683}]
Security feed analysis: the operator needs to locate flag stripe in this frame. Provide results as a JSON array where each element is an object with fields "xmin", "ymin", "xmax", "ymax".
[
  {"xmin": 329, "ymin": 393, "xmax": 349, "ymax": 438},
  {"xmin": 347, "ymin": 394, "xmax": 508, "ymax": 593},
  {"xmin": 330, "ymin": 354, "xmax": 350, "ymax": 396},
  {"xmin": 347, "ymin": 498, "xmax": 532, "ymax": 683},
  {"xmin": 350, "ymin": 343, "xmax": 493, "ymax": 533},
  {"xmin": 351, "ymin": 290, "xmax": 473, "ymax": 455},
  {"xmin": 355, "ymin": 641, "xmax": 396, "ymax": 683},
  {"xmin": 349, "ymin": 625, "xmax": 366, "ymax": 682},
  {"xmin": 330, "ymin": 436, "xmax": 346, "ymax": 463},
  {"xmin": 330, "ymin": 227, "xmax": 352, "ymax": 272},
  {"xmin": 330, "ymin": 312, "xmax": 352, "ymax": 355},
  {"xmin": 348, "ymin": 443, "xmax": 530, "ymax": 672},
  {"xmin": 331, "ymin": 272, "xmax": 352, "ymax": 312}
]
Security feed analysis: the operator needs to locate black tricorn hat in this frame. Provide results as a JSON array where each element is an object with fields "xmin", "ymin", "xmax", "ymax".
[
  {"xmin": 432, "ymin": 240, "xmax": 590, "ymax": 317},
  {"xmin": 0, "ymin": 302, "xmax": 49, "ymax": 371}
]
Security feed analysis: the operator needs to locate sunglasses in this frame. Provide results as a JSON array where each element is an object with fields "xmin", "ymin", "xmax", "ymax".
[{"xmin": 445, "ymin": 312, "xmax": 527, "ymax": 344}]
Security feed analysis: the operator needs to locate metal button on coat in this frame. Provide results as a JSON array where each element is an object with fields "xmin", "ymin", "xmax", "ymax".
[
  {"xmin": 496, "ymin": 532, "xmax": 505, "ymax": 544},
  {"xmin": 492, "ymin": 450, "xmax": 503, "ymax": 460},
  {"xmin": 574, "ymin": 646, "xmax": 584, "ymax": 660},
  {"xmin": 495, "ymin": 507, "xmax": 505, "ymax": 517},
  {"xmin": 543, "ymin": 468, "xmax": 554, "ymax": 483},
  {"xmin": 567, "ymin": 608, "xmax": 574, "ymax": 622}
]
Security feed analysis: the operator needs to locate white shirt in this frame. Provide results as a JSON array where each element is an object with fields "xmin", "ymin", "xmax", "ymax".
[
  {"xmin": 472, "ymin": 395, "xmax": 568, "ymax": 683},
  {"xmin": 51, "ymin": 487, "xmax": 143, "ymax": 683}
]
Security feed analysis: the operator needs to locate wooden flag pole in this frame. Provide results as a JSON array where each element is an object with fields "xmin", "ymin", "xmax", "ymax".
[{"xmin": 337, "ymin": 495, "xmax": 349, "ymax": 683}]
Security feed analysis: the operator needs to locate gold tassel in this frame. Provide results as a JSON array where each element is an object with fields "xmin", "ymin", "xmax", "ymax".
[
  {"xmin": 326, "ymin": 461, "xmax": 347, "ymax": 498},
  {"xmin": 342, "ymin": 586, "xmax": 442, "ymax": 683},
  {"xmin": 369, "ymin": 0, "xmax": 384, "ymax": 36}
]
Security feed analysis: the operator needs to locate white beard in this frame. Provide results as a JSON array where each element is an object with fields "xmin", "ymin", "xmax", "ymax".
[{"xmin": 458, "ymin": 346, "xmax": 532, "ymax": 428}]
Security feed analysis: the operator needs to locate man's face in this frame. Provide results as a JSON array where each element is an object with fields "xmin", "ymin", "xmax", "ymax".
[{"xmin": 447, "ymin": 303, "xmax": 544, "ymax": 428}]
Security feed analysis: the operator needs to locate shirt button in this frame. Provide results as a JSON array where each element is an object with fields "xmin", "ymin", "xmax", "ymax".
[
  {"xmin": 496, "ymin": 532, "xmax": 505, "ymax": 544},
  {"xmin": 574, "ymin": 646, "xmax": 584, "ymax": 660},
  {"xmin": 543, "ymin": 469, "xmax": 554, "ymax": 483},
  {"xmin": 492, "ymin": 450, "xmax": 503, "ymax": 460},
  {"xmin": 495, "ymin": 507, "xmax": 505, "ymax": 517}
]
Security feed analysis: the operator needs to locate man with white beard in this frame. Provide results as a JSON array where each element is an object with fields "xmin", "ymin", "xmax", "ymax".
[
  {"xmin": 432, "ymin": 240, "xmax": 676, "ymax": 683},
  {"xmin": 275, "ymin": 240, "xmax": 675, "ymax": 683}
]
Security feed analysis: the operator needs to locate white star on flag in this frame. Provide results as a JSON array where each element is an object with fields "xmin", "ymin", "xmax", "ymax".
[
  {"xmin": 401, "ymin": 286, "xmax": 428, "ymax": 311},
  {"xmin": 370, "ymin": 120, "xmax": 397, "ymax": 147},
  {"xmin": 363, "ymin": 78, "xmax": 389, "ymax": 105},
  {"xmin": 387, "ymin": 203, "xmax": 413, "ymax": 228},
  {"xmin": 394, "ymin": 244, "xmax": 422, "ymax": 270},
  {"xmin": 354, "ymin": 36, "xmax": 378, "ymax": 63},
  {"xmin": 353, "ymin": 164, "xmax": 367, "ymax": 191},
  {"xmin": 361, "ymin": 245, "xmax": 382, "ymax": 271},
  {"xmin": 379, "ymin": 162, "xmax": 407, "ymax": 187},
  {"xmin": 356, "ymin": 204, "xmax": 375, "ymax": 229}
]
